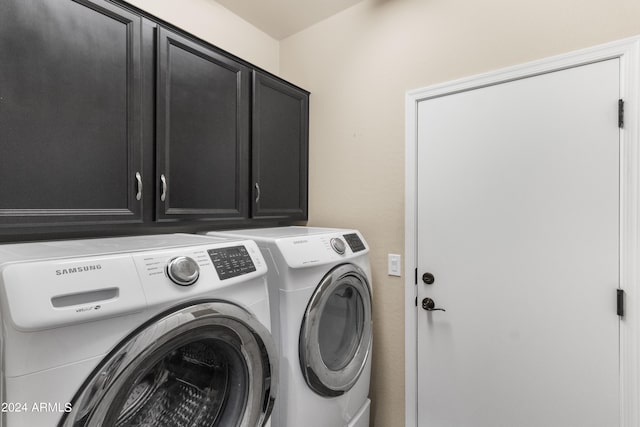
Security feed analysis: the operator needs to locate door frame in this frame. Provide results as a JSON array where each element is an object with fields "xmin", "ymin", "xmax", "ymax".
[{"xmin": 405, "ymin": 36, "xmax": 640, "ymax": 427}]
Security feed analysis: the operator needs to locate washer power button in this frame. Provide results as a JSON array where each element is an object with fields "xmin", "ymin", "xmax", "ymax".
[{"xmin": 330, "ymin": 238, "xmax": 346, "ymax": 255}]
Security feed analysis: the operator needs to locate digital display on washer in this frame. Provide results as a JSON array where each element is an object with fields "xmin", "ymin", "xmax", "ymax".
[
  {"xmin": 207, "ymin": 245, "xmax": 256, "ymax": 280},
  {"xmin": 343, "ymin": 233, "xmax": 366, "ymax": 252}
]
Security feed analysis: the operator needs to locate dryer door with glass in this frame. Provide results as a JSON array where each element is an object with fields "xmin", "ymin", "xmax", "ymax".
[
  {"xmin": 299, "ymin": 263, "xmax": 372, "ymax": 397},
  {"xmin": 60, "ymin": 300, "xmax": 277, "ymax": 427}
]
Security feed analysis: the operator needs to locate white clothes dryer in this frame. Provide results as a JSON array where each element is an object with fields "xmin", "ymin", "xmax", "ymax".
[
  {"xmin": 206, "ymin": 227, "xmax": 372, "ymax": 427},
  {"xmin": 0, "ymin": 233, "xmax": 277, "ymax": 427}
]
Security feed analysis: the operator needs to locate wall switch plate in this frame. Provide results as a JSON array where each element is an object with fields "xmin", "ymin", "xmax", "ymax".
[{"xmin": 388, "ymin": 254, "xmax": 401, "ymax": 277}]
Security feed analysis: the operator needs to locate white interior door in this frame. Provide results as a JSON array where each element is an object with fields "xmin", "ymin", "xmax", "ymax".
[{"xmin": 416, "ymin": 59, "xmax": 621, "ymax": 427}]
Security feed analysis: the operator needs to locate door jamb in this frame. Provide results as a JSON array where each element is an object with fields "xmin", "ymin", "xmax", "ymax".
[{"xmin": 405, "ymin": 36, "xmax": 640, "ymax": 427}]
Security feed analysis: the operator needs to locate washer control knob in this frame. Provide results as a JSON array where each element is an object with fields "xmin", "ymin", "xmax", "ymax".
[
  {"xmin": 167, "ymin": 256, "xmax": 200, "ymax": 286},
  {"xmin": 330, "ymin": 238, "xmax": 346, "ymax": 255}
]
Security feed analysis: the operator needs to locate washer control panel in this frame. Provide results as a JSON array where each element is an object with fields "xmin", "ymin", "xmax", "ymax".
[
  {"xmin": 207, "ymin": 245, "xmax": 257, "ymax": 280},
  {"xmin": 132, "ymin": 240, "xmax": 266, "ymax": 307}
]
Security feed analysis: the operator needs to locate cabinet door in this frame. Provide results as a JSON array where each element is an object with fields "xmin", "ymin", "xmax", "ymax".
[
  {"xmin": 252, "ymin": 71, "xmax": 309, "ymax": 220},
  {"xmin": 156, "ymin": 27, "xmax": 250, "ymax": 222},
  {"xmin": 0, "ymin": 0, "xmax": 143, "ymax": 227}
]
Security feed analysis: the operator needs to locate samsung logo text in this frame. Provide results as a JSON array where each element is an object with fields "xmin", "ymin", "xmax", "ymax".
[{"xmin": 56, "ymin": 265, "xmax": 102, "ymax": 276}]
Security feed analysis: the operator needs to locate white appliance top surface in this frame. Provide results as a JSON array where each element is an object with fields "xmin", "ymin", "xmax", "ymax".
[
  {"xmin": 0, "ymin": 233, "xmax": 233, "ymax": 264},
  {"xmin": 209, "ymin": 226, "xmax": 350, "ymax": 240}
]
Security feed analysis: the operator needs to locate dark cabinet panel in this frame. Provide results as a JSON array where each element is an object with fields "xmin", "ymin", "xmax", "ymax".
[
  {"xmin": 0, "ymin": 0, "xmax": 143, "ymax": 225},
  {"xmin": 252, "ymin": 71, "xmax": 309, "ymax": 220},
  {"xmin": 156, "ymin": 27, "xmax": 250, "ymax": 221}
]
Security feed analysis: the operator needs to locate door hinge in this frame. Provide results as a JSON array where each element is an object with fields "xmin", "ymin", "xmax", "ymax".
[
  {"xmin": 617, "ymin": 289, "xmax": 625, "ymax": 317},
  {"xmin": 415, "ymin": 296, "xmax": 417, "ymax": 307},
  {"xmin": 619, "ymin": 99, "xmax": 624, "ymax": 129},
  {"xmin": 414, "ymin": 268, "xmax": 418, "ymax": 285}
]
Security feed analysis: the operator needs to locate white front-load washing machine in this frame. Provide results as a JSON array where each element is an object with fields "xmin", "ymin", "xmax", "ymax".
[
  {"xmin": 0, "ymin": 233, "xmax": 277, "ymax": 427},
  {"xmin": 206, "ymin": 227, "xmax": 372, "ymax": 427}
]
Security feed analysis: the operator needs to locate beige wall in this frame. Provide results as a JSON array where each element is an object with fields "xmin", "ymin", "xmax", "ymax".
[
  {"xmin": 279, "ymin": 0, "xmax": 640, "ymax": 425},
  {"xmin": 124, "ymin": 0, "xmax": 279, "ymax": 73}
]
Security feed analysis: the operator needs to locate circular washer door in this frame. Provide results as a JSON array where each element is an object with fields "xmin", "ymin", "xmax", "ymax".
[
  {"xmin": 60, "ymin": 300, "xmax": 277, "ymax": 427},
  {"xmin": 299, "ymin": 263, "xmax": 372, "ymax": 397}
]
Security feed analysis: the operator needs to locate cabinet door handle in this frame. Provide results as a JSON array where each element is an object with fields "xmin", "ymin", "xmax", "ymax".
[
  {"xmin": 255, "ymin": 182, "xmax": 261, "ymax": 203},
  {"xmin": 135, "ymin": 172, "xmax": 143, "ymax": 201},
  {"xmin": 160, "ymin": 174, "xmax": 167, "ymax": 202}
]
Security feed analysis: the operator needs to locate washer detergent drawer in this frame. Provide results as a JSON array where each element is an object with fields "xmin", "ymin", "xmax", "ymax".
[{"xmin": 1, "ymin": 255, "xmax": 146, "ymax": 331}]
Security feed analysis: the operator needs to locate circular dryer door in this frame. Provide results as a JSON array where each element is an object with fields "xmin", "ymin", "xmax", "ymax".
[
  {"xmin": 60, "ymin": 301, "xmax": 277, "ymax": 427},
  {"xmin": 299, "ymin": 263, "xmax": 372, "ymax": 397}
]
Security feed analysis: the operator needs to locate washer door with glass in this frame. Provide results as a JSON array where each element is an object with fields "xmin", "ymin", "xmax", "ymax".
[
  {"xmin": 60, "ymin": 300, "xmax": 277, "ymax": 427},
  {"xmin": 299, "ymin": 263, "xmax": 372, "ymax": 397}
]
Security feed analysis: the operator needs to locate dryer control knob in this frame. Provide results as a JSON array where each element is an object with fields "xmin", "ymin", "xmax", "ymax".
[
  {"xmin": 330, "ymin": 238, "xmax": 346, "ymax": 255},
  {"xmin": 167, "ymin": 256, "xmax": 200, "ymax": 286}
]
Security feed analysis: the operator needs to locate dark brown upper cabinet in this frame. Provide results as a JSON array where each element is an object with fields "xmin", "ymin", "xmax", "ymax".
[
  {"xmin": 156, "ymin": 27, "xmax": 250, "ymax": 223},
  {"xmin": 0, "ymin": 0, "xmax": 143, "ymax": 227},
  {"xmin": 251, "ymin": 71, "xmax": 309, "ymax": 220},
  {"xmin": 0, "ymin": 0, "xmax": 309, "ymax": 239}
]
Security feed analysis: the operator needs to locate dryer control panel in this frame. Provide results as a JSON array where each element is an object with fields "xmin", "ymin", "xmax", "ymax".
[
  {"xmin": 343, "ymin": 233, "xmax": 366, "ymax": 253},
  {"xmin": 275, "ymin": 230, "xmax": 369, "ymax": 269}
]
